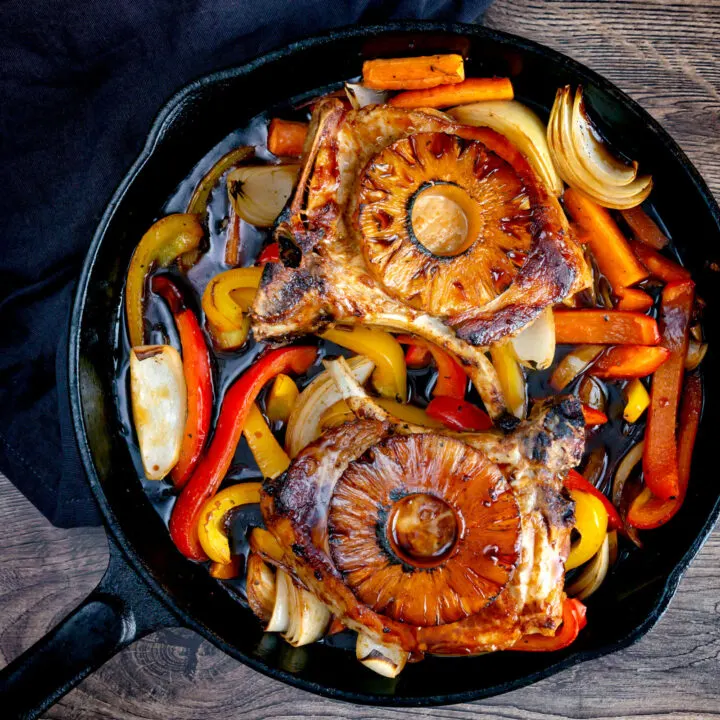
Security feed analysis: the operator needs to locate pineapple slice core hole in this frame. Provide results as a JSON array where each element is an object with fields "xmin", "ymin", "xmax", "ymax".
[
  {"xmin": 389, "ymin": 493, "xmax": 459, "ymax": 567},
  {"xmin": 410, "ymin": 183, "xmax": 480, "ymax": 257}
]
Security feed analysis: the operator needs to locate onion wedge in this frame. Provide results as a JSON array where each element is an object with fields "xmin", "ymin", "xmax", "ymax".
[
  {"xmin": 450, "ymin": 101, "xmax": 563, "ymax": 196},
  {"xmin": 227, "ymin": 164, "xmax": 300, "ymax": 228},
  {"xmin": 283, "ymin": 580, "xmax": 331, "ymax": 647},
  {"xmin": 548, "ymin": 86, "xmax": 652, "ymax": 209},
  {"xmin": 345, "ymin": 82, "xmax": 389, "ymax": 109},
  {"xmin": 510, "ymin": 307, "xmax": 556, "ymax": 370},
  {"xmin": 285, "ymin": 356, "xmax": 375, "ymax": 457},
  {"xmin": 356, "ymin": 633, "xmax": 409, "ymax": 678},
  {"xmin": 266, "ymin": 569, "xmax": 292, "ymax": 633},
  {"xmin": 130, "ymin": 345, "xmax": 187, "ymax": 480},
  {"xmin": 246, "ymin": 553, "xmax": 276, "ymax": 623}
]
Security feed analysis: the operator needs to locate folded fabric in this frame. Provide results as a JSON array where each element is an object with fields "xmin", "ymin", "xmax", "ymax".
[{"xmin": 0, "ymin": 0, "xmax": 492, "ymax": 528}]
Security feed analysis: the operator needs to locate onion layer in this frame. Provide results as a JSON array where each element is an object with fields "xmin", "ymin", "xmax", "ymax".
[
  {"xmin": 547, "ymin": 86, "xmax": 652, "ymax": 209},
  {"xmin": 449, "ymin": 101, "xmax": 563, "ymax": 196},
  {"xmin": 511, "ymin": 307, "xmax": 556, "ymax": 370},
  {"xmin": 356, "ymin": 633, "xmax": 409, "ymax": 678},
  {"xmin": 227, "ymin": 164, "xmax": 300, "ymax": 227}
]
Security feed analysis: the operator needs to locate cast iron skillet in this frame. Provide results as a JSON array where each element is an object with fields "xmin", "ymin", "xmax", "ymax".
[{"xmin": 3, "ymin": 21, "xmax": 720, "ymax": 719}]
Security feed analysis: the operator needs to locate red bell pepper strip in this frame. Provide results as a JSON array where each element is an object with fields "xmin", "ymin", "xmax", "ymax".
[
  {"xmin": 510, "ymin": 598, "xmax": 586, "ymax": 651},
  {"xmin": 426, "ymin": 396, "xmax": 493, "ymax": 432},
  {"xmin": 590, "ymin": 345, "xmax": 670, "ymax": 379},
  {"xmin": 643, "ymin": 280, "xmax": 694, "ymax": 501},
  {"xmin": 151, "ymin": 276, "xmax": 214, "ymax": 489},
  {"xmin": 629, "ymin": 372, "xmax": 702, "ymax": 529},
  {"xmin": 614, "ymin": 288, "xmax": 654, "ymax": 313},
  {"xmin": 630, "ymin": 240, "xmax": 691, "ymax": 283},
  {"xmin": 257, "ymin": 242, "xmax": 280, "ymax": 264},
  {"xmin": 396, "ymin": 335, "xmax": 466, "ymax": 399},
  {"xmin": 169, "ymin": 346, "xmax": 317, "ymax": 560},
  {"xmin": 554, "ymin": 310, "xmax": 661, "ymax": 345},
  {"xmin": 405, "ymin": 343, "xmax": 431, "ymax": 369},
  {"xmin": 565, "ymin": 469, "xmax": 623, "ymax": 531},
  {"xmin": 581, "ymin": 405, "xmax": 608, "ymax": 426}
]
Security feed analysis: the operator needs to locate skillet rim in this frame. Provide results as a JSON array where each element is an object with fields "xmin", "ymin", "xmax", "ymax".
[{"xmin": 69, "ymin": 19, "xmax": 720, "ymax": 706}]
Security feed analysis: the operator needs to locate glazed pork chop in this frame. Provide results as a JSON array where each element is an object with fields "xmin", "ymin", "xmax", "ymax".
[
  {"xmin": 253, "ymin": 357, "xmax": 584, "ymax": 657},
  {"xmin": 251, "ymin": 100, "xmax": 591, "ymax": 416}
]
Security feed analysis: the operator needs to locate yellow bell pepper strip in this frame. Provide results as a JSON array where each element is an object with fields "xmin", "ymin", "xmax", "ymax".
[
  {"xmin": 566, "ymin": 489, "xmax": 609, "ymax": 570},
  {"xmin": 320, "ymin": 398, "xmax": 443, "ymax": 431},
  {"xmin": 623, "ymin": 378, "xmax": 650, "ymax": 423},
  {"xmin": 126, "ymin": 214, "xmax": 204, "ymax": 348},
  {"xmin": 266, "ymin": 374, "xmax": 299, "ymax": 423},
  {"xmin": 209, "ymin": 557, "xmax": 242, "ymax": 579},
  {"xmin": 509, "ymin": 598, "xmax": 586, "ymax": 651},
  {"xmin": 243, "ymin": 404, "xmax": 290, "ymax": 479},
  {"xmin": 197, "ymin": 482, "xmax": 261, "ymax": 564},
  {"xmin": 490, "ymin": 343, "xmax": 527, "ymax": 419},
  {"xmin": 321, "ymin": 326, "xmax": 407, "ymax": 402},
  {"xmin": 565, "ymin": 470, "xmax": 622, "ymax": 531},
  {"xmin": 201, "ymin": 266, "xmax": 263, "ymax": 350},
  {"xmin": 170, "ymin": 346, "xmax": 318, "ymax": 561}
]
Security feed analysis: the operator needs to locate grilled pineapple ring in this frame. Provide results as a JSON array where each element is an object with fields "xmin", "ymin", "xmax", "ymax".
[
  {"xmin": 357, "ymin": 132, "xmax": 535, "ymax": 317},
  {"xmin": 328, "ymin": 433, "xmax": 520, "ymax": 627}
]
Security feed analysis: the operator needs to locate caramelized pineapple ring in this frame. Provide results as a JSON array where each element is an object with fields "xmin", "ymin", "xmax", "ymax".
[
  {"xmin": 357, "ymin": 132, "xmax": 534, "ymax": 317},
  {"xmin": 328, "ymin": 433, "xmax": 520, "ymax": 627}
]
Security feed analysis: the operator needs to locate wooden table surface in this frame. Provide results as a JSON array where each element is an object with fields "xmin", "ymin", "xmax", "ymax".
[{"xmin": 2, "ymin": 1, "xmax": 719, "ymax": 717}]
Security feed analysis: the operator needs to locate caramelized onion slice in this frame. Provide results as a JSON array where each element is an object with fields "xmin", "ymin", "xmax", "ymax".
[
  {"xmin": 227, "ymin": 164, "xmax": 300, "ymax": 228},
  {"xmin": 685, "ymin": 340, "xmax": 708, "ymax": 371},
  {"xmin": 130, "ymin": 345, "xmax": 187, "ymax": 480},
  {"xmin": 550, "ymin": 345, "xmax": 604, "ymax": 392},
  {"xmin": 612, "ymin": 441, "xmax": 644, "ymax": 509},
  {"xmin": 356, "ymin": 633, "xmax": 409, "ymax": 678},
  {"xmin": 266, "ymin": 569, "xmax": 292, "ymax": 633},
  {"xmin": 246, "ymin": 553, "xmax": 276, "ymax": 623},
  {"xmin": 283, "ymin": 580, "xmax": 331, "ymax": 647},
  {"xmin": 566, "ymin": 532, "xmax": 610, "ymax": 600},
  {"xmin": 548, "ymin": 86, "xmax": 652, "ymax": 209},
  {"xmin": 449, "ymin": 100, "xmax": 563, "ymax": 196},
  {"xmin": 285, "ymin": 356, "xmax": 375, "ymax": 457},
  {"xmin": 511, "ymin": 307, "xmax": 556, "ymax": 370}
]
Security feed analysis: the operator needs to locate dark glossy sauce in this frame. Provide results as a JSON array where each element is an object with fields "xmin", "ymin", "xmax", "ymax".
[{"xmin": 113, "ymin": 96, "xmax": 692, "ymax": 626}]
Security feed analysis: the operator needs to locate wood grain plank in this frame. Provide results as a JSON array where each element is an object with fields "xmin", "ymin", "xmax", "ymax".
[{"xmin": 1, "ymin": 1, "xmax": 719, "ymax": 717}]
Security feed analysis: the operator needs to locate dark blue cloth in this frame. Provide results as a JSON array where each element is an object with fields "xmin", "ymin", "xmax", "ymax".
[{"xmin": 0, "ymin": 0, "xmax": 491, "ymax": 528}]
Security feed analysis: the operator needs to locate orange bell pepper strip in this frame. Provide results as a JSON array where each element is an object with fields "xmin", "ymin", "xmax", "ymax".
[
  {"xmin": 563, "ymin": 188, "xmax": 648, "ymax": 291},
  {"xmin": 581, "ymin": 404, "xmax": 607, "ymax": 426},
  {"xmin": 267, "ymin": 119, "xmax": 308, "ymax": 157},
  {"xmin": 151, "ymin": 276, "xmax": 213, "ymax": 489},
  {"xmin": 642, "ymin": 281, "xmax": 695, "ymax": 501},
  {"xmin": 426, "ymin": 397, "xmax": 493, "ymax": 432},
  {"xmin": 590, "ymin": 345, "xmax": 670, "ymax": 379},
  {"xmin": 362, "ymin": 54, "xmax": 465, "ymax": 90},
  {"xmin": 169, "ymin": 346, "xmax": 317, "ymax": 560},
  {"xmin": 630, "ymin": 240, "xmax": 691, "ymax": 283},
  {"xmin": 628, "ymin": 372, "xmax": 702, "ymax": 529},
  {"xmin": 565, "ymin": 469, "xmax": 622, "ymax": 531},
  {"xmin": 509, "ymin": 598, "xmax": 586, "ymax": 651},
  {"xmin": 620, "ymin": 206, "xmax": 668, "ymax": 249},
  {"xmin": 554, "ymin": 310, "xmax": 661, "ymax": 345},
  {"xmin": 388, "ymin": 77, "xmax": 514, "ymax": 109},
  {"xmin": 615, "ymin": 287, "xmax": 654, "ymax": 313},
  {"xmin": 396, "ymin": 335, "xmax": 466, "ymax": 399}
]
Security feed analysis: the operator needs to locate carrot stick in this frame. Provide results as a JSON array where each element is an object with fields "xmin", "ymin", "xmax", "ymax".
[
  {"xmin": 581, "ymin": 404, "xmax": 608, "ymax": 426},
  {"xmin": 388, "ymin": 77, "xmax": 513, "ymax": 109},
  {"xmin": 362, "ymin": 54, "xmax": 464, "ymax": 90},
  {"xmin": 267, "ymin": 119, "xmax": 308, "ymax": 157},
  {"xmin": 643, "ymin": 280, "xmax": 694, "ymax": 500},
  {"xmin": 630, "ymin": 240, "xmax": 691, "ymax": 283},
  {"xmin": 590, "ymin": 345, "xmax": 670, "ymax": 379},
  {"xmin": 563, "ymin": 188, "xmax": 648, "ymax": 291},
  {"xmin": 621, "ymin": 207, "xmax": 668, "ymax": 249},
  {"xmin": 615, "ymin": 288, "xmax": 654, "ymax": 313},
  {"xmin": 554, "ymin": 310, "xmax": 661, "ymax": 345}
]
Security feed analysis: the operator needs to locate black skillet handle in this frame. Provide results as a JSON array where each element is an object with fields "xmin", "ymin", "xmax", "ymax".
[{"xmin": 1, "ymin": 535, "xmax": 179, "ymax": 719}]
